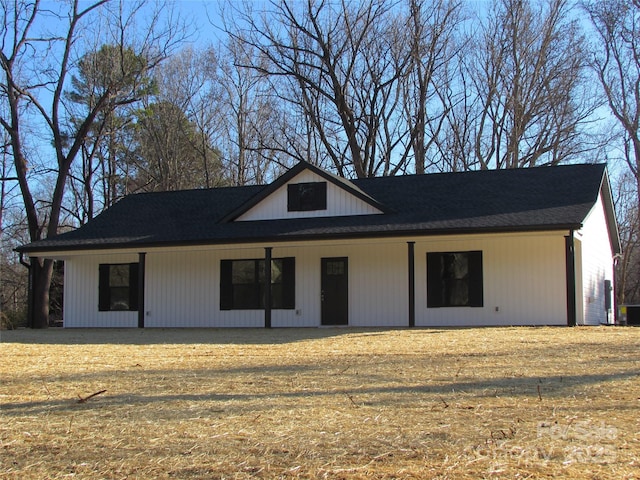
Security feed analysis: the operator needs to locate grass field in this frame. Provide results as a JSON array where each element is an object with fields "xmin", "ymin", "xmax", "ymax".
[{"xmin": 1, "ymin": 327, "xmax": 639, "ymax": 479}]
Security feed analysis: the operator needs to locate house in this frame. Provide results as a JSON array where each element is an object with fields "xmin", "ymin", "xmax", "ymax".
[{"xmin": 17, "ymin": 161, "xmax": 620, "ymax": 328}]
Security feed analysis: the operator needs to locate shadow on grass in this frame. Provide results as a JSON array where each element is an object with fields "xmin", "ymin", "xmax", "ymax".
[
  {"xmin": 0, "ymin": 327, "xmax": 449, "ymax": 345},
  {"xmin": 2, "ymin": 367, "xmax": 638, "ymax": 418}
]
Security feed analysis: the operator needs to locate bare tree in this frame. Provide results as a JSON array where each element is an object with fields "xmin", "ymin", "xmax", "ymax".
[
  {"xmin": 2, "ymin": 128, "xmax": 30, "ymax": 327},
  {"xmin": 226, "ymin": 0, "xmax": 411, "ymax": 179},
  {"xmin": 587, "ymin": 0, "xmax": 640, "ymax": 305},
  {"xmin": 148, "ymin": 47, "xmax": 228, "ymax": 189},
  {"xmin": 613, "ymin": 171, "xmax": 640, "ymax": 305},
  {"xmin": 0, "ymin": 0, "xmax": 186, "ymax": 327},
  {"xmin": 129, "ymin": 100, "xmax": 223, "ymax": 191},
  {"xmin": 587, "ymin": 0, "xmax": 640, "ymax": 207},
  {"xmin": 471, "ymin": 0, "xmax": 594, "ymax": 170},
  {"xmin": 402, "ymin": 0, "xmax": 464, "ymax": 174},
  {"xmin": 207, "ymin": 36, "xmax": 289, "ymax": 185},
  {"xmin": 431, "ymin": 53, "xmax": 478, "ymax": 172},
  {"xmin": 65, "ymin": 45, "xmax": 155, "ymax": 224}
]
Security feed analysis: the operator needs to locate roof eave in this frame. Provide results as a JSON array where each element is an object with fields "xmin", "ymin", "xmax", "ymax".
[
  {"xmin": 599, "ymin": 168, "xmax": 622, "ymax": 254},
  {"xmin": 16, "ymin": 223, "xmax": 582, "ymax": 256}
]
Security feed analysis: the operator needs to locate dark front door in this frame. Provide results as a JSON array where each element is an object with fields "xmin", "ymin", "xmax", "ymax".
[{"xmin": 321, "ymin": 257, "xmax": 348, "ymax": 325}]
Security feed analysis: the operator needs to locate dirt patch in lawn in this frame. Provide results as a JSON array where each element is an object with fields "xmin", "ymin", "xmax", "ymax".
[{"xmin": 1, "ymin": 327, "xmax": 639, "ymax": 479}]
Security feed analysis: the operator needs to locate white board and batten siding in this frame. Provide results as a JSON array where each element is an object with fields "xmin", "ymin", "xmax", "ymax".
[
  {"xmin": 415, "ymin": 232, "xmax": 568, "ymax": 327},
  {"xmin": 63, "ymin": 253, "xmax": 139, "ymax": 328},
  {"xmin": 236, "ymin": 170, "xmax": 382, "ymax": 221},
  {"xmin": 61, "ymin": 231, "xmax": 574, "ymax": 328},
  {"xmin": 576, "ymin": 191, "xmax": 616, "ymax": 325},
  {"xmin": 61, "ymin": 242, "xmax": 406, "ymax": 328}
]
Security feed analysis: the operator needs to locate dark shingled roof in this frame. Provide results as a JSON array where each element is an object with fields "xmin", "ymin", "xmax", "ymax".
[{"xmin": 17, "ymin": 163, "xmax": 617, "ymax": 254}]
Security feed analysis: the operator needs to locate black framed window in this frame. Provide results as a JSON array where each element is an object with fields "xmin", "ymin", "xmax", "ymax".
[
  {"xmin": 427, "ymin": 251, "xmax": 483, "ymax": 308},
  {"xmin": 287, "ymin": 182, "xmax": 327, "ymax": 211},
  {"xmin": 99, "ymin": 263, "xmax": 139, "ymax": 311},
  {"xmin": 220, "ymin": 258, "xmax": 295, "ymax": 310}
]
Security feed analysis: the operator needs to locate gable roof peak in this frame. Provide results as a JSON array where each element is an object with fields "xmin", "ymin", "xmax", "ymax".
[{"xmin": 219, "ymin": 161, "xmax": 389, "ymax": 222}]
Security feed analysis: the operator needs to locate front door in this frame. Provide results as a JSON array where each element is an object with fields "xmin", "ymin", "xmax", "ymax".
[{"xmin": 321, "ymin": 257, "xmax": 348, "ymax": 325}]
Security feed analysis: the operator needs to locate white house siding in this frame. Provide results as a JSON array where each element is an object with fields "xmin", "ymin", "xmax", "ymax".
[
  {"xmin": 414, "ymin": 233, "xmax": 568, "ymax": 326},
  {"xmin": 60, "ymin": 233, "xmax": 571, "ymax": 328},
  {"xmin": 236, "ymin": 170, "xmax": 382, "ymax": 221},
  {"xmin": 577, "ymin": 192, "xmax": 615, "ymax": 325},
  {"xmin": 60, "ymin": 242, "xmax": 407, "ymax": 328},
  {"xmin": 63, "ymin": 253, "xmax": 139, "ymax": 328},
  {"xmin": 574, "ymin": 238, "xmax": 585, "ymax": 326},
  {"xmin": 144, "ymin": 250, "xmax": 224, "ymax": 327},
  {"xmin": 143, "ymin": 241, "xmax": 407, "ymax": 328},
  {"xmin": 282, "ymin": 241, "xmax": 408, "ymax": 327}
]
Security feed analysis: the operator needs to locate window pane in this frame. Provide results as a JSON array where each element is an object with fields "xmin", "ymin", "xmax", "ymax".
[
  {"xmin": 233, "ymin": 285, "xmax": 260, "ymax": 309},
  {"xmin": 443, "ymin": 253, "xmax": 468, "ymax": 280},
  {"xmin": 271, "ymin": 284, "xmax": 283, "ymax": 309},
  {"xmin": 446, "ymin": 279, "xmax": 469, "ymax": 306},
  {"xmin": 326, "ymin": 261, "xmax": 344, "ymax": 276},
  {"xmin": 271, "ymin": 259, "xmax": 283, "ymax": 284},
  {"xmin": 257, "ymin": 260, "xmax": 283, "ymax": 284},
  {"xmin": 232, "ymin": 260, "xmax": 256, "ymax": 284},
  {"xmin": 299, "ymin": 184, "xmax": 316, "ymax": 209},
  {"xmin": 428, "ymin": 251, "xmax": 482, "ymax": 308},
  {"xmin": 223, "ymin": 257, "xmax": 295, "ymax": 310},
  {"xmin": 110, "ymin": 265, "xmax": 130, "ymax": 287},
  {"xmin": 288, "ymin": 182, "xmax": 327, "ymax": 211},
  {"xmin": 110, "ymin": 287, "xmax": 130, "ymax": 310},
  {"xmin": 443, "ymin": 253, "xmax": 469, "ymax": 306}
]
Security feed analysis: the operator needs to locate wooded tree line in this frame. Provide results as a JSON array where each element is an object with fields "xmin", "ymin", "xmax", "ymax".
[{"xmin": 1, "ymin": 0, "xmax": 639, "ymax": 327}]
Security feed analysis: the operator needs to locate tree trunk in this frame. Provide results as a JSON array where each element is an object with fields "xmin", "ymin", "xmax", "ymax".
[{"xmin": 31, "ymin": 258, "xmax": 54, "ymax": 329}]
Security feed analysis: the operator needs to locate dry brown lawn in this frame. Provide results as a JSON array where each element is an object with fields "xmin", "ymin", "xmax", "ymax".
[{"xmin": 1, "ymin": 326, "xmax": 639, "ymax": 479}]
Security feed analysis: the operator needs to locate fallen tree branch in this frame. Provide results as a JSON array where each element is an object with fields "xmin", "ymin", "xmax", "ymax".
[{"xmin": 77, "ymin": 389, "xmax": 107, "ymax": 404}]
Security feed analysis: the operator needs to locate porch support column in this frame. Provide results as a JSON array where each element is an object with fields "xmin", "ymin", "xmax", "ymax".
[
  {"xmin": 408, "ymin": 241, "xmax": 416, "ymax": 328},
  {"xmin": 565, "ymin": 232, "xmax": 576, "ymax": 327},
  {"xmin": 264, "ymin": 247, "xmax": 272, "ymax": 328},
  {"xmin": 138, "ymin": 252, "xmax": 146, "ymax": 329}
]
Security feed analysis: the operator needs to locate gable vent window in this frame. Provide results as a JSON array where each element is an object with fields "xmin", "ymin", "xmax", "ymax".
[
  {"xmin": 99, "ymin": 263, "xmax": 139, "ymax": 311},
  {"xmin": 287, "ymin": 182, "xmax": 327, "ymax": 212},
  {"xmin": 427, "ymin": 251, "xmax": 483, "ymax": 308}
]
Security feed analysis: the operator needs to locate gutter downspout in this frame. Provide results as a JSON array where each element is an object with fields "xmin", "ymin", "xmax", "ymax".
[{"xmin": 565, "ymin": 231, "xmax": 577, "ymax": 327}]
